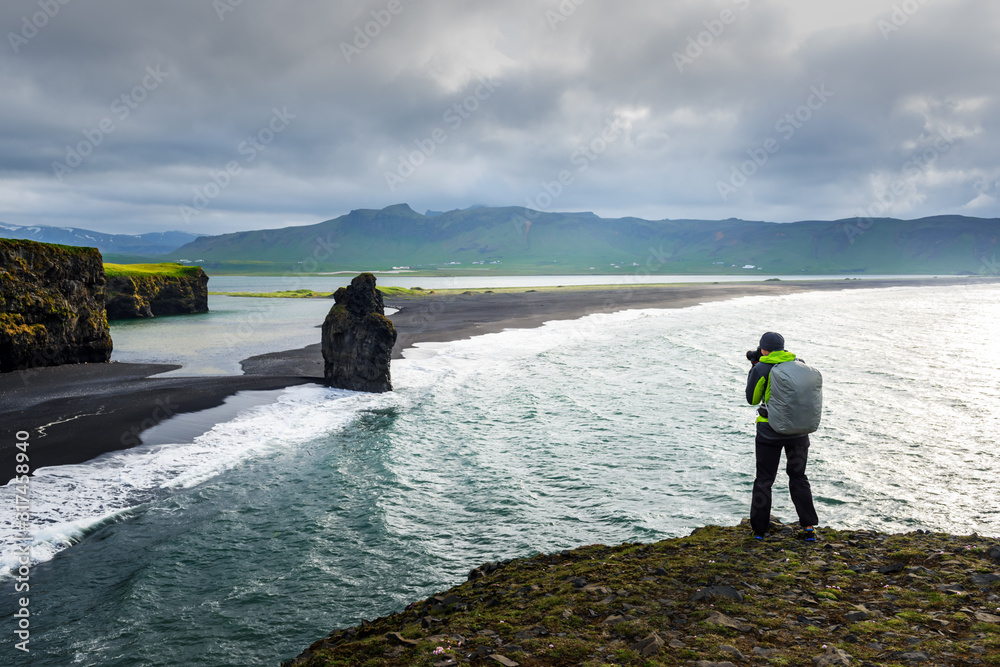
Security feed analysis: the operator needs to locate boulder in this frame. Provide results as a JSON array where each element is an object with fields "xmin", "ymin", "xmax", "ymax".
[
  {"xmin": 628, "ymin": 633, "xmax": 665, "ymax": 657},
  {"xmin": 691, "ymin": 586, "xmax": 744, "ymax": 602},
  {"xmin": 321, "ymin": 273, "xmax": 396, "ymax": 392},
  {"xmin": 970, "ymin": 573, "xmax": 1000, "ymax": 586},
  {"xmin": 0, "ymin": 238, "xmax": 112, "ymax": 372},
  {"xmin": 488, "ymin": 656, "xmax": 519, "ymax": 667},
  {"xmin": 385, "ymin": 632, "xmax": 418, "ymax": 647},
  {"xmin": 705, "ymin": 611, "xmax": 753, "ymax": 632},
  {"xmin": 813, "ymin": 645, "xmax": 852, "ymax": 666},
  {"xmin": 719, "ymin": 645, "xmax": 747, "ymax": 661},
  {"xmin": 896, "ymin": 651, "xmax": 930, "ymax": 663}
]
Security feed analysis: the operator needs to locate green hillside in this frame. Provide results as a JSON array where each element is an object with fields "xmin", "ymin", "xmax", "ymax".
[
  {"xmin": 162, "ymin": 204, "xmax": 1000, "ymax": 275},
  {"xmin": 104, "ymin": 262, "xmax": 205, "ymax": 278}
]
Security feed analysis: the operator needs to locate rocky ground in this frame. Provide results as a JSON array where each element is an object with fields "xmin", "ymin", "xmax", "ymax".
[{"xmin": 283, "ymin": 521, "xmax": 1000, "ymax": 667}]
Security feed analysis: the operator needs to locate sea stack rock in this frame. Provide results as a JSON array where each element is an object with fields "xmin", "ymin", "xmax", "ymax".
[
  {"xmin": 105, "ymin": 265, "xmax": 209, "ymax": 319},
  {"xmin": 0, "ymin": 238, "xmax": 113, "ymax": 373},
  {"xmin": 321, "ymin": 273, "xmax": 396, "ymax": 393}
]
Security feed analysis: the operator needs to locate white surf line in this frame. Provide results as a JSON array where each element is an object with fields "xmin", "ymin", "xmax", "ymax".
[{"xmin": 35, "ymin": 405, "xmax": 107, "ymax": 438}]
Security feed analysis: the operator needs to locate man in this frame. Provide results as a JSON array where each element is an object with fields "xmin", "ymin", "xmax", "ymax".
[{"xmin": 746, "ymin": 331, "xmax": 818, "ymax": 540}]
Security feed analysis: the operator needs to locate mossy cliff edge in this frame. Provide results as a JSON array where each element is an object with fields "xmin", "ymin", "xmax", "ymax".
[
  {"xmin": 0, "ymin": 238, "xmax": 112, "ymax": 372},
  {"xmin": 104, "ymin": 263, "xmax": 209, "ymax": 319},
  {"xmin": 284, "ymin": 522, "xmax": 1000, "ymax": 667}
]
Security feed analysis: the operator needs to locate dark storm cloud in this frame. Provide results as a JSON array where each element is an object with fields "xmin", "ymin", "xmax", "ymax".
[{"xmin": 0, "ymin": 0, "xmax": 996, "ymax": 233}]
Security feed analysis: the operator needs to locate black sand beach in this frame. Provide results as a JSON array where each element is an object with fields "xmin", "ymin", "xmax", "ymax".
[
  {"xmin": 3, "ymin": 277, "xmax": 994, "ymax": 480},
  {"xmin": 1, "ymin": 362, "xmax": 315, "ymax": 477}
]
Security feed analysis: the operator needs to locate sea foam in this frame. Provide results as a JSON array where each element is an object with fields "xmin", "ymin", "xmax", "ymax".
[{"xmin": 0, "ymin": 384, "xmax": 395, "ymax": 575}]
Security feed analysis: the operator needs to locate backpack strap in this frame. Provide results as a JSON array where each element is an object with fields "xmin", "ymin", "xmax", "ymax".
[{"xmin": 759, "ymin": 365, "xmax": 771, "ymax": 417}]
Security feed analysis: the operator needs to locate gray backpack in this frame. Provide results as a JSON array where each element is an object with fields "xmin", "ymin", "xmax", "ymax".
[{"xmin": 765, "ymin": 360, "xmax": 823, "ymax": 435}]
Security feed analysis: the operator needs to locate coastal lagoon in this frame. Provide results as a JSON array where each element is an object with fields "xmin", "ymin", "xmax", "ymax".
[
  {"xmin": 2, "ymin": 282, "xmax": 999, "ymax": 665},
  {"xmin": 109, "ymin": 295, "xmax": 334, "ymax": 375},
  {"xmin": 208, "ymin": 273, "xmax": 955, "ymax": 293}
]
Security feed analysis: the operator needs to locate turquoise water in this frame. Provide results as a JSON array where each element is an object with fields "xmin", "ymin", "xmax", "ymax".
[
  {"xmin": 109, "ymin": 295, "xmax": 334, "ymax": 375},
  {"xmin": 3, "ymin": 282, "xmax": 999, "ymax": 665}
]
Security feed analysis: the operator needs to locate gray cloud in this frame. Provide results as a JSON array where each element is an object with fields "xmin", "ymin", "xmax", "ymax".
[{"xmin": 0, "ymin": 0, "xmax": 997, "ymax": 234}]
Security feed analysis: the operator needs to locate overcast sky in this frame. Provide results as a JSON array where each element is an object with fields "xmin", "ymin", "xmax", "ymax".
[{"xmin": 0, "ymin": 0, "xmax": 997, "ymax": 235}]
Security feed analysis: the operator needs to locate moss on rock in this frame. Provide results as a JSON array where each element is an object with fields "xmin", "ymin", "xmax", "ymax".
[
  {"xmin": 0, "ymin": 238, "xmax": 112, "ymax": 372},
  {"xmin": 104, "ymin": 263, "xmax": 209, "ymax": 319},
  {"xmin": 283, "ymin": 521, "xmax": 1000, "ymax": 666}
]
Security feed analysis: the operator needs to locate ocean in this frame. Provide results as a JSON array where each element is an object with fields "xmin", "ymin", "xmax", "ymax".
[{"xmin": 2, "ymin": 281, "xmax": 999, "ymax": 665}]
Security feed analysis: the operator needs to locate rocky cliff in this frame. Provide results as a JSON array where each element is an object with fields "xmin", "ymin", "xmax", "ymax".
[
  {"xmin": 105, "ymin": 264, "xmax": 209, "ymax": 319},
  {"xmin": 283, "ymin": 521, "xmax": 1000, "ymax": 666},
  {"xmin": 0, "ymin": 238, "xmax": 112, "ymax": 373},
  {"xmin": 321, "ymin": 273, "xmax": 396, "ymax": 392}
]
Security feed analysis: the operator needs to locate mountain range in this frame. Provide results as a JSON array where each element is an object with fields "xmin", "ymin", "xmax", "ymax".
[
  {"xmin": 0, "ymin": 223, "xmax": 201, "ymax": 256},
  {"xmin": 163, "ymin": 204, "xmax": 1000, "ymax": 275},
  {"xmin": 4, "ymin": 207, "xmax": 998, "ymax": 275}
]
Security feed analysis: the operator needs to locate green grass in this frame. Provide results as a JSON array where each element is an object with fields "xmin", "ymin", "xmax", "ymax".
[
  {"xmin": 888, "ymin": 548, "xmax": 924, "ymax": 562},
  {"xmin": 104, "ymin": 262, "xmax": 203, "ymax": 278},
  {"xmin": 376, "ymin": 286, "xmax": 429, "ymax": 297},
  {"xmin": 208, "ymin": 286, "xmax": 432, "ymax": 299},
  {"xmin": 209, "ymin": 289, "xmax": 331, "ymax": 298},
  {"xmin": 1, "ymin": 237, "xmax": 100, "ymax": 257},
  {"xmin": 973, "ymin": 622, "xmax": 1000, "ymax": 635}
]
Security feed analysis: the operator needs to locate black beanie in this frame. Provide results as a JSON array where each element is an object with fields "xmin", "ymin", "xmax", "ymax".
[{"xmin": 759, "ymin": 332, "xmax": 785, "ymax": 351}]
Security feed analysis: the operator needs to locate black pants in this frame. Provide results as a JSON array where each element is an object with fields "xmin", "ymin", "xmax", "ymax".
[{"xmin": 750, "ymin": 433, "xmax": 818, "ymax": 535}]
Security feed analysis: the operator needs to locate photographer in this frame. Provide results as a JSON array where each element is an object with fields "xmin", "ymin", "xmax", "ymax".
[{"xmin": 745, "ymin": 332, "xmax": 819, "ymax": 540}]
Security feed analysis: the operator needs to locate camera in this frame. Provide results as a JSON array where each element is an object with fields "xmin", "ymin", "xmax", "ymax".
[{"xmin": 746, "ymin": 347, "xmax": 763, "ymax": 365}]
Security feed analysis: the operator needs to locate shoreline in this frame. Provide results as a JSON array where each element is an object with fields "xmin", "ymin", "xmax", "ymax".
[
  {"xmin": 3, "ymin": 276, "xmax": 997, "ymax": 479},
  {"xmin": 386, "ymin": 276, "xmax": 995, "ymax": 357},
  {"xmin": 0, "ymin": 363, "xmax": 316, "ymax": 478}
]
